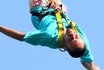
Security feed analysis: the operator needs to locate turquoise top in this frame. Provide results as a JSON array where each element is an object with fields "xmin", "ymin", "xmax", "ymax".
[{"xmin": 24, "ymin": 6, "xmax": 93, "ymax": 62}]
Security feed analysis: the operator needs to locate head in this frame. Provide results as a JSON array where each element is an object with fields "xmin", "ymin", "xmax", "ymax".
[{"xmin": 63, "ymin": 28, "xmax": 85, "ymax": 58}]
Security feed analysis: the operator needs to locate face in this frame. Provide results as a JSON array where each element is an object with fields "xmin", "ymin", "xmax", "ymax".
[
  {"xmin": 63, "ymin": 28, "xmax": 80, "ymax": 42},
  {"xmin": 63, "ymin": 28, "xmax": 84, "ymax": 50}
]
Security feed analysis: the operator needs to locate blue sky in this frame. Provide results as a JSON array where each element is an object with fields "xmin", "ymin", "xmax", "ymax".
[{"xmin": 0, "ymin": 0, "xmax": 104, "ymax": 70}]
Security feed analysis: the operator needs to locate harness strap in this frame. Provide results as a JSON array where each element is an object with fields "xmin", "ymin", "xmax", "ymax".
[
  {"xmin": 31, "ymin": 11, "xmax": 55, "ymax": 20},
  {"xmin": 55, "ymin": 11, "xmax": 64, "ymax": 50},
  {"xmin": 69, "ymin": 21, "xmax": 77, "ymax": 32},
  {"xmin": 30, "ymin": 11, "xmax": 65, "ymax": 20},
  {"xmin": 55, "ymin": 11, "xmax": 78, "ymax": 52}
]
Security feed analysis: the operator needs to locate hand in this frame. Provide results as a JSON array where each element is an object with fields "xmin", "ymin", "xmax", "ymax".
[
  {"xmin": 87, "ymin": 66, "xmax": 101, "ymax": 70},
  {"xmin": 81, "ymin": 61, "xmax": 101, "ymax": 70},
  {"xmin": 95, "ymin": 66, "xmax": 101, "ymax": 70}
]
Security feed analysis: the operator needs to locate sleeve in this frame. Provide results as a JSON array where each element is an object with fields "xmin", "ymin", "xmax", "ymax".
[
  {"xmin": 23, "ymin": 29, "xmax": 51, "ymax": 46},
  {"xmin": 76, "ymin": 24, "xmax": 94, "ymax": 62},
  {"xmin": 80, "ymin": 50, "xmax": 94, "ymax": 62}
]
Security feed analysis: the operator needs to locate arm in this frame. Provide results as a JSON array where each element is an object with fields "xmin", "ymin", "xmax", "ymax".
[
  {"xmin": 81, "ymin": 61, "xmax": 100, "ymax": 70},
  {"xmin": 0, "ymin": 26, "xmax": 25, "ymax": 41}
]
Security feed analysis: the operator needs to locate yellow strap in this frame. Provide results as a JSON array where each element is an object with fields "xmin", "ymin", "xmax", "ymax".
[
  {"xmin": 55, "ymin": 11, "xmax": 77, "ymax": 49},
  {"xmin": 69, "ymin": 21, "xmax": 77, "ymax": 32},
  {"xmin": 55, "ymin": 11, "xmax": 63, "ymax": 48}
]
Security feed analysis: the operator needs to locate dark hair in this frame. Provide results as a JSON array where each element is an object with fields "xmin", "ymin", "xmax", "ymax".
[{"xmin": 67, "ymin": 46, "xmax": 85, "ymax": 58}]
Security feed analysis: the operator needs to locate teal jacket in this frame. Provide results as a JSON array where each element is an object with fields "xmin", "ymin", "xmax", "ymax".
[{"xmin": 24, "ymin": 6, "xmax": 93, "ymax": 62}]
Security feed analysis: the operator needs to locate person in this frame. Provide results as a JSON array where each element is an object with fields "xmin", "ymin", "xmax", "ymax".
[{"xmin": 0, "ymin": 0, "xmax": 100, "ymax": 70}]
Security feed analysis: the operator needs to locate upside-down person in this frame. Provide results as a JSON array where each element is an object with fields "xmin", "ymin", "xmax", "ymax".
[{"xmin": 0, "ymin": 0, "xmax": 100, "ymax": 70}]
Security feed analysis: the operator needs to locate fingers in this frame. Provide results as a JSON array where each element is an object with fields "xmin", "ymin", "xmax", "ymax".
[{"xmin": 96, "ymin": 66, "xmax": 101, "ymax": 70}]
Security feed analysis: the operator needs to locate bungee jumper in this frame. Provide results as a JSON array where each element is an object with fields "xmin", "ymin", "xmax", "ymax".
[{"xmin": 0, "ymin": 0, "xmax": 100, "ymax": 70}]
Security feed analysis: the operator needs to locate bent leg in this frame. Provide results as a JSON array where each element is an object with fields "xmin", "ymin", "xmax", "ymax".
[{"xmin": 0, "ymin": 26, "xmax": 25, "ymax": 41}]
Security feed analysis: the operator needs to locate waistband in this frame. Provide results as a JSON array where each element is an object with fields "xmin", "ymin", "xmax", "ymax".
[
  {"xmin": 30, "ymin": 10, "xmax": 66, "ymax": 20},
  {"xmin": 31, "ymin": 11, "xmax": 55, "ymax": 20}
]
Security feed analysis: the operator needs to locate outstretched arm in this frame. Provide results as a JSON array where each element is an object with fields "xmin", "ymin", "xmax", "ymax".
[
  {"xmin": 0, "ymin": 26, "xmax": 25, "ymax": 41},
  {"xmin": 81, "ymin": 61, "xmax": 100, "ymax": 70}
]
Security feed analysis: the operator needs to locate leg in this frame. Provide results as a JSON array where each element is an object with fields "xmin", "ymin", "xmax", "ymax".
[{"xmin": 0, "ymin": 26, "xmax": 25, "ymax": 41}]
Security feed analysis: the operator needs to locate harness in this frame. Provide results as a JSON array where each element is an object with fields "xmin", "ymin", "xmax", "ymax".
[
  {"xmin": 31, "ymin": 11, "xmax": 55, "ymax": 20},
  {"xmin": 55, "ymin": 10, "xmax": 65, "ymax": 51},
  {"xmin": 55, "ymin": 10, "xmax": 77, "ymax": 52},
  {"xmin": 30, "ymin": 1, "xmax": 77, "ymax": 52}
]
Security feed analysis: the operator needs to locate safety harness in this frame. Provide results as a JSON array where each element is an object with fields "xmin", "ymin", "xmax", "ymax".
[
  {"xmin": 55, "ymin": 10, "xmax": 77, "ymax": 52},
  {"xmin": 55, "ymin": 10, "xmax": 65, "ymax": 51},
  {"xmin": 30, "ymin": 1, "xmax": 77, "ymax": 52}
]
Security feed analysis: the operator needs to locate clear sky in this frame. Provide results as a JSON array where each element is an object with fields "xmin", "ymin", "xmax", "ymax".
[{"xmin": 0, "ymin": 0, "xmax": 104, "ymax": 70}]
